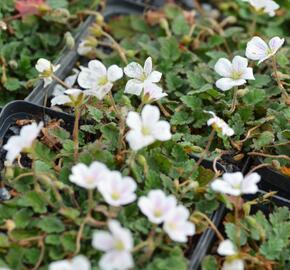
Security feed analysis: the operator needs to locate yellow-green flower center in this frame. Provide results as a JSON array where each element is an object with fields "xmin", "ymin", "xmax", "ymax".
[
  {"xmin": 98, "ymin": 76, "xmax": 108, "ymax": 86},
  {"xmin": 154, "ymin": 209, "xmax": 163, "ymax": 217},
  {"xmin": 114, "ymin": 240, "xmax": 125, "ymax": 251},
  {"xmin": 141, "ymin": 126, "xmax": 151, "ymax": 136},
  {"xmin": 231, "ymin": 71, "xmax": 242, "ymax": 80},
  {"xmin": 111, "ymin": 191, "xmax": 121, "ymax": 201}
]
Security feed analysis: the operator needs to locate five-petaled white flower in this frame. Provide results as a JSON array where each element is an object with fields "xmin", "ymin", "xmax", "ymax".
[
  {"xmin": 246, "ymin": 36, "xmax": 285, "ymax": 64},
  {"xmin": 78, "ymin": 60, "xmax": 123, "ymax": 100},
  {"xmin": 92, "ymin": 220, "xmax": 134, "ymax": 270},
  {"xmin": 205, "ymin": 111, "xmax": 234, "ymax": 137},
  {"xmin": 49, "ymin": 255, "xmax": 91, "ymax": 270},
  {"xmin": 53, "ymin": 69, "xmax": 79, "ymax": 97},
  {"xmin": 246, "ymin": 0, "xmax": 279, "ymax": 17},
  {"xmin": 214, "ymin": 56, "xmax": 255, "ymax": 91},
  {"xmin": 69, "ymin": 161, "xmax": 109, "ymax": 189},
  {"xmin": 126, "ymin": 104, "xmax": 172, "ymax": 151},
  {"xmin": 4, "ymin": 122, "xmax": 43, "ymax": 163},
  {"xmin": 211, "ymin": 172, "xmax": 261, "ymax": 196},
  {"xmin": 138, "ymin": 189, "xmax": 177, "ymax": 224},
  {"xmin": 163, "ymin": 205, "xmax": 195, "ymax": 243},
  {"xmin": 35, "ymin": 58, "xmax": 60, "ymax": 87},
  {"xmin": 98, "ymin": 171, "xmax": 137, "ymax": 207},
  {"xmin": 124, "ymin": 57, "xmax": 162, "ymax": 96},
  {"xmin": 217, "ymin": 240, "xmax": 244, "ymax": 270},
  {"xmin": 51, "ymin": 88, "xmax": 85, "ymax": 107}
]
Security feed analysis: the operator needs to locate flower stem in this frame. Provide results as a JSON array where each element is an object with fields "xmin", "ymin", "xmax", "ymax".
[
  {"xmin": 51, "ymin": 74, "xmax": 70, "ymax": 89},
  {"xmin": 193, "ymin": 211, "xmax": 224, "ymax": 241},
  {"xmin": 272, "ymin": 56, "xmax": 289, "ymax": 101},
  {"xmin": 73, "ymin": 107, "xmax": 81, "ymax": 161},
  {"xmin": 87, "ymin": 189, "xmax": 94, "ymax": 216},
  {"xmin": 189, "ymin": 129, "xmax": 215, "ymax": 178},
  {"xmin": 229, "ymin": 87, "xmax": 238, "ymax": 113},
  {"xmin": 101, "ymin": 31, "xmax": 128, "ymax": 64},
  {"xmin": 234, "ymin": 196, "xmax": 241, "ymax": 248}
]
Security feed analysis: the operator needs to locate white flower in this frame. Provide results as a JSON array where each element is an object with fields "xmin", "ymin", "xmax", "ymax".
[
  {"xmin": 214, "ymin": 56, "xmax": 255, "ymax": 91},
  {"xmin": 35, "ymin": 58, "xmax": 60, "ymax": 87},
  {"xmin": 77, "ymin": 40, "xmax": 95, "ymax": 56},
  {"xmin": 98, "ymin": 171, "xmax": 137, "ymax": 207},
  {"xmin": 247, "ymin": 0, "xmax": 279, "ymax": 17},
  {"xmin": 126, "ymin": 105, "xmax": 171, "ymax": 151},
  {"xmin": 3, "ymin": 122, "xmax": 43, "ymax": 163},
  {"xmin": 163, "ymin": 205, "xmax": 195, "ymax": 242},
  {"xmin": 217, "ymin": 240, "xmax": 237, "ymax": 256},
  {"xmin": 205, "ymin": 111, "xmax": 234, "ymax": 137},
  {"xmin": 53, "ymin": 69, "xmax": 79, "ymax": 96},
  {"xmin": 92, "ymin": 220, "xmax": 134, "ymax": 270},
  {"xmin": 69, "ymin": 161, "xmax": 109, "ymax": 189},
  {"xmin": 222, "ymin": 259, "xmax": 244, "ymax": 270},
  {"xmin": 138, "ymin": 189, "xmax": 177, "ymax": 224},
  {"xmin": 49, "ymin": 255, "xmax": 90, "ymax": 270},
  {"xmin": 143, "ymin": 83, "xmax": 167, "ymax": 102},
  {"xmin": 77, "ymin": 60, "xmax": 123, "ymax": 100},
  {"xmin": 211, "ymin": 172, "xmax": 261, "ymax": 196},
  {"xmin": 124, "ymin": 57, "xmax": 162, "ymax": 96},
  {"xmin": 246, "ymin": 36, "xmax": 285, "ymax": 64},
  {"xmin": 51, "ymin": 88, "xmax": 84, "ymax": 106}
]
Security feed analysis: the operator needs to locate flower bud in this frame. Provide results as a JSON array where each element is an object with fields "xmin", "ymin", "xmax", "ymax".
[
  {"xmin": 125, "ymin": 50, "xmax": 136, "ymax": 58},
  {"xmin": 237, "ymin": 88, "xmax": 249, "ymax": 97},
  {"xmin": 137, "ymin": 155, "xmax": 147, "ymax": 167},
  {"xmin": 95, "ymin": 12, "xmax": 104, "ymax": 25},
  {"xmin": 4, "ymin": 161, "xmax": 14, "ymax": 179},
  {"xmin": 89, "ymin": 24, "xmax": 103, "ymax": 37},
  {"xmin": 181, "ymin": 35, "xmax": 191, "ymax": 45},
  {"xmin": 8, "ymin": 60, "xmax": 18, "ymax": 69},
  {"xmin": 64, "ymin": 32, "xmax": 75, "ymax": 49},
  {"xmin": 272, "ymin": 160, "xmax": 280, "ymax": 170},
  {"xmin": 5, "ymin": 220, "xmax": 15, "ymax": 232},
  {"xmin": 159, "ymin": 18, "xmax": 169, "ymax": 31}
]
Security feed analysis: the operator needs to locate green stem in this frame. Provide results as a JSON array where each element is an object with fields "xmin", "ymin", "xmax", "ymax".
[
  {"xmin": 272, "ymin": 56, "xmax": 289, "ymax": 100},
  {"xmin": 73, "ymin": 107, "xmax": 81, "ymax": 161},
  {"xmin": 229, "ymin": 87, "xmax": 238, "ymax": 113}
]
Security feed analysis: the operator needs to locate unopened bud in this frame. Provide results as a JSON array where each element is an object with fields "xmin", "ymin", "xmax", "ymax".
[
  {"xmin": 190, "ymin": 146, "xmax": 204, "ymax": 153},
  {"xmin": 8, "ymin": 60, "xmax": 18, "ymax": 69},
  {"xmin": 272, "ymin": 160, "xmax": 280, "ymax": 170},
  {"xmin": 89, "ymin": 24, "xmax": 103, "ymax": 37},
  {"xmin": 125, "ymin": 50, "xmax": 136, "ymax": 58},
  {"xmin": 181, "ymin": 35, "xmax": 191, "ymax": 45},
  {"xmin": 5, "ymin": 220, "xmax": 15, "ymax": 232},
  {"xmin": 159, "ymin": 18, "xmax": 169, "ymax": 31},
  {"xmin": 95, "ymin": 12, "xmax": 104, "ymax": 25},
  {"xmin": 64, "ymin": 32, "xmax": 75, "ymax": 49},
  {"xmin": 233, "ymin": 153, "xmax": 244, "ymax": 161},
  {"xmin": 237, "ymin": 88, "xmax": 249, "ymax": 97},
  {"xmin": 137, "ymin": 155, "xmax": 147, "ymax": 167}
]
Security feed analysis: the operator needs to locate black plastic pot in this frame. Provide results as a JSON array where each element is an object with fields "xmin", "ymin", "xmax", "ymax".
[{"xmin": 253, "ymin": 157, "xmax": 290, "ymax": 200}]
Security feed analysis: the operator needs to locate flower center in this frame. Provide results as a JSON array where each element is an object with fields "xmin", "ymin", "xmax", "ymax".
[
  {"xmin": 154, "ymin": 209, "xmax": 163, "ymax": 217},
  {"xmin": 114, "ymin": 240, "xmax": 125, "ymax": 251},
  {"xmin": 233, "ymin": 183, "xmax": 241, "ymax": 190},
  {"xmin": 141, "ymin": 126, "xmax": 151, "ymax": 136},
  {"xmin": 98, "ymin": 76, "xmax": 108, "ymax": 86},
  {"xmin": 111, "ymin": 191, "xmax": 121, "ymax": 201},
  {"xmin": 266, "ymin": 48, "xmax": 273, "ymax": 56},
  {"xmin": 42, "ymin": 67, "xmax": 53, "ymax": 77},
  {"xmin": 86, "ymin": 176, "xmax": 95, "ymax": 184},
  {"xmin": 231, "ymin": 71, "xmax": 242, "ymax": 80},
  {"xmin": 140, "ymin": 73, "xmax": 147, "ymax": 81}
]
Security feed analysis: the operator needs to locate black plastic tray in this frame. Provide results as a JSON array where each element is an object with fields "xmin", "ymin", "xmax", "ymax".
[{"xmin": 253, "ymin": 157, "xmax": 290, "ymax": 200}]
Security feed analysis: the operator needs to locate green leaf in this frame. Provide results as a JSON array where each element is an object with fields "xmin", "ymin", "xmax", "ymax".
[
  {"xmin": 225, "ymin": 223, "xmax": 247, "ymax": 246},
  {"xmin": 202, "ymin": 256, "xmax": 218, "ymax": 270},
  {"xmin": 4, "ymin": 78, "xmax": 21, "ymax": 91},
  {"xmin": 37, "ymin": 216, "xmax": 65, "ymax": 233},
  {"xmin": 0, "ymin": 233, "xmax": 9, "ymax": 247},
  {"xmin": 87, "ymin": 105, "xmax": 103, "ymax": 122},
  {"xmin": 242, "ymin": 88, "xmax": 266, "ymax": 105},
  {"xmin": 253, "ymin": 131, "xmax": 274, "ymax": 150},
  {"xmin": 159, "ymin": 37, "xmax": 181, "ymax": 61},
  {"xmin": 172, "ymin": 15, "xmax": 189, "ymax": 35},
  {"xmin": 14, "ymin": 209, "xmax": 33, "ymax": 229},
  {"xmin": 249, "ymin": 74, "xmax": 271, "ymax": 88},
  {"xmin": 17, "ymin": 191, "xmax": 47, "ymax": 213},
  {"xmin": 187, "ymin": 71, "xmax": 206, "ymax": 89},
  {"xmin": 171, "ymin": 111, "xmax": 194, "ymax": 125}
]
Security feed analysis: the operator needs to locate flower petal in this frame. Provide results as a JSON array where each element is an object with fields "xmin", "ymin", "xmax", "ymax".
[
  {"xmin": 246, "ymin": 36, "xmax": 268, "ymax": 62},
  {"xmin": 107, "ymin": 65, "xmax": 123, "ymax": 82},
  {"xmin": 71, "ymin": 255, "xmax": 91, "ymax": 270},
  {"xmin": 126, "ymin": 130, "xmax": 155, "ymax": 151},
  {"xmin": 211, "ymin": 179, "xmax": 241, "ymax": 196},
  {"xmin": 51, "ymin": 95, "xmax": 71, "ymax": 106},
  {"xmin": 124, "ymin": 79, "xmax": 144, "ymax": 96},
  {"xmin": 99, "ymin": 251, "xmax": 134, "ymax": 270},
  {"xmin": 88, "ymin": 60, "xmax": 107, "ymax": 76},
  {"xmin": 126, "ymin": 111, "xmax": 142, "ymax": 130},
  {"xmin": 241, "ymin": 67, "xmax": 255, "ymax": 80},
  {"xmin": 78, "ymin": 67, "xmax": 97, "ymax": 89},
  {"xmin": 241, "ymin": 172, "xmax": 260, "ymax": 194},
  {"xmin": 222, "ymin": 259, "xmax": 244, "ymax": 270},
  {"xmin": 124, "ymin": 62, "xmax": 143, "ymax": 79},
  {"xmin": 141, "ymin": 105, "xmax": 160, "ymax": 125},
  {"xmin": 146, "ymin": 71, "xmax": 162, "ymax": 83},
  {"xmin": 151, "ymin": 121, "xmax": 172, "ymax": 141},
  {"xmin": 143, "ymin": 57, "xmax": 152, "ymax": 76},
  {"xmin": 232, "ymin": 56, "xmax": 248, "ymax": 73},
  {"xmin": 269, "ymin": 37, "xmax": 284, "ymax": 54},
  {"xmin": 217, "ymin": 240, "xmax": 237, "ymax": 256},
  {"xmin": 214, "ymin": 58, "xmax": 233, "ymax": 77},
  {"xmin": 92, "ymin": 231, "xmax": 114, "ymax": 252},
  {"xmin": 216, "ymin": 78, "xmax": 246, "ymax": 91}
]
